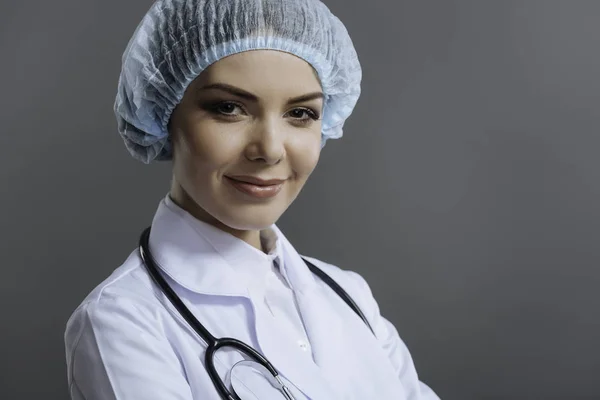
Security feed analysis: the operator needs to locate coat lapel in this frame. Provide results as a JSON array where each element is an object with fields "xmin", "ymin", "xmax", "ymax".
[
  {"xmin": 261, "ymin": 228, "xmax": 349, "ymax": 397},
  {"xmin": 243, "ymin": 225, "xmax": 343, "ymax": 399},
  {"xmin": 279, "ymin": 237, "xmax": 349, "ymax": 391},
  {"xmin": 251, "ymin": 295, "xmax": 339, "ymax": 400}
]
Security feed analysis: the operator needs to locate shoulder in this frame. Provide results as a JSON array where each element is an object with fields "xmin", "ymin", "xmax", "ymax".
[
  {"xmin": 63, "ymin": 250, "xmax": 195, "ymax": 399},
  {"xmin": 67, "ymin": 248, "xmax": 156, "ymax": 311},
  {"xmin": 64, "ymin": 249, "xmax": 161, "ymax": 352}
]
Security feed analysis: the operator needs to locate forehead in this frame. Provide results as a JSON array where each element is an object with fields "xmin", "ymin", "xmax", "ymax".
[{"xmin": 194, "ymin": 50, "xmax": 322, "ymax": 95}]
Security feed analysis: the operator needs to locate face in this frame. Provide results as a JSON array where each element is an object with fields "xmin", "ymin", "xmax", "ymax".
[{"xmin": 168, "ymin": 50, "xmax": 323, "ymax": 238}]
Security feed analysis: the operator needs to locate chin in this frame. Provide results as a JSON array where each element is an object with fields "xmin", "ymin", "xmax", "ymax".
[{"xmin": 216, "ymin": 208, "xmax": 283, "ymax": 232}]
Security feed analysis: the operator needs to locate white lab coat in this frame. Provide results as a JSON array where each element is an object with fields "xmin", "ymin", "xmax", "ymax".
[{"xmin": 64, "ymin": 196, "xmax": 440, "ymax": 400}]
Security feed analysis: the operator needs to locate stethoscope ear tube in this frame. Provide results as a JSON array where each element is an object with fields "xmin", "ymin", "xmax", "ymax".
[
  {"xmin": 139, "ymin": 227, "xmax": 217, "ymax": 344},
  {"xmin": 303, "ymin": 259, "xmax": 375, "ymax": 335}
]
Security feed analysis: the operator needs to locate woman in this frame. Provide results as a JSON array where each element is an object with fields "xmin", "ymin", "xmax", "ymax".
[{"xmin": 64, "ymin": 0, "xmax": 440, "ymax": 399}]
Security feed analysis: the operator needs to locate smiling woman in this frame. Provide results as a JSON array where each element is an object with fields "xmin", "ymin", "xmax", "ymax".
[{"xmin": 63, "ymin": 0, "xmax": 440, "ymax": 399}]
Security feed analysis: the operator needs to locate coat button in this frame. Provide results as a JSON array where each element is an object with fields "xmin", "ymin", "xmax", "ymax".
[{"xmin": 297, "ymin": 340, "xmax": 309, "ymax": 351}]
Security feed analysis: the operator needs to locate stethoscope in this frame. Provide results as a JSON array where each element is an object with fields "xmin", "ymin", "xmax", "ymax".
[{"xmin": 138, "ymin": 226, "xmax": 374, "ymax": 400}]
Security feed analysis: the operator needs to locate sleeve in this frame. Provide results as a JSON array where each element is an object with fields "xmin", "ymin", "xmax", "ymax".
[
  {"xmin": 64, "ymin": 295, "xmax": 194, "ymax": 400},
  {"xmin": 346, "ymin": 271, "xmax": 440, "ymax": 400}
]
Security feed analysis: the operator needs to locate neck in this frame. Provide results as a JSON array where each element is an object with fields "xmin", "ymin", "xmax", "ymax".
[{"xmin": 169, "ymin": 182, "xmax": 263, "ymax": 251}]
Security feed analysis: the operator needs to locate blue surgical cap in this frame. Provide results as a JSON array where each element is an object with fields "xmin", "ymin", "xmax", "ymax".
[{"xmin": 114, "ymin": 0, "xmax": 362, "ymax": 164}]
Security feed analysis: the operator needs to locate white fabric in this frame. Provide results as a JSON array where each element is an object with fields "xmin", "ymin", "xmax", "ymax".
[{"xmin": 64, "ymin": 195, "xmax": 440, "ymax": 400}]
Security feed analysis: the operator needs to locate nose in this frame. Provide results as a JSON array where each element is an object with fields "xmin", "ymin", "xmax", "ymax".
[{"xmin": 244, "ymin": 118, "xmax": 285, "ymax": 165}]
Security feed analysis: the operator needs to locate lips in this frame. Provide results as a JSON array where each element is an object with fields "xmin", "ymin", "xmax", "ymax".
[
  {"xmin": 224, "ymin": 175, "xmax": 286, "ymax": 199},
  {"xmin": 227, "ymin": 175, "xmax": 286, "ymax": 185}
]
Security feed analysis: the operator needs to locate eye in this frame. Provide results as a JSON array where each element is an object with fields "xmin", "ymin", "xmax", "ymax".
[
  {"xmin": 204, "ymin": 101, "xmax": 246, "ymax": 118},
  {"xmin": 213, "ymin": 101, "xmax": 244, "ymax": 115},
  {"xmin": 286, "ymin": 107, "xmax": 320, "ymax": 121}
]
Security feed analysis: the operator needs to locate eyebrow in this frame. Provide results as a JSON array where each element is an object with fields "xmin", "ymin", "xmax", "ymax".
[{"xmin": 198, "ymin": 83, "xmax": 324, "ymax": 104}]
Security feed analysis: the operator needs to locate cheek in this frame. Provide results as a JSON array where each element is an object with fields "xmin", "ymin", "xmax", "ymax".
[
  {"xmin": 289, "ymin": 136, "xmax": 322, "ymax": 179},
  {"xmin": 174, "ymin": 122, "xmax": 242, "ymax": 175}
]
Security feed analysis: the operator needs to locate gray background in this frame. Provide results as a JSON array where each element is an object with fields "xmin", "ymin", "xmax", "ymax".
[{"xmin": 1, "ymin": 0, "xmax": 599, "ymax": 398}]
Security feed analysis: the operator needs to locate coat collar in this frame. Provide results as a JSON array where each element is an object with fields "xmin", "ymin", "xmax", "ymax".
[{"xmin": 147, "ymin": 195, "xmax": 317, "ymax": 298}]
